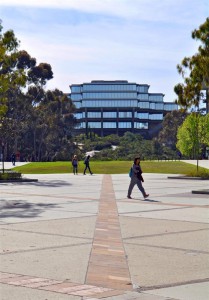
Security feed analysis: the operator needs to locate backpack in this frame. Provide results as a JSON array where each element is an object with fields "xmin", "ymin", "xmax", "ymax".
[{"xmin": 129, "ymin": 167, "xmax": 133, "ymax": 178}]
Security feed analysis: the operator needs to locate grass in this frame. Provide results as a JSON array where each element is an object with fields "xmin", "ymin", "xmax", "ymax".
[{"xmin": 13, "ymin": 160, "xmax": 209, "ymax": 176}]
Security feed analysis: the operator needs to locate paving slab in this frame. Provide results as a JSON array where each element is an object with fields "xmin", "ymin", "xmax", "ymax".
[
  {"xmin": 0, "ymin": 243, "xmax": 92, "ymax": 283},
  {"xmin": 0, "ymin": 217, "xmax": 96, "ymax": 239},
  {"xmin": 0, "ymin": 171, "xmax": 209, "ymax": 300},
  {"xmin": 144, "ymin": 282, "xmax": 209, "ymax": 300},
  {"xmin": 124, "ymin": 243, "xmax": 209, "ymax": 288}
]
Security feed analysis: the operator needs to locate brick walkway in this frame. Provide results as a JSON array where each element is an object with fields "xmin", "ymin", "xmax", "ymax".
[
  {"xmin": 0, "ymin": 271, "xmax": 124, "ymax": 298},
  {"xmin": 86, "ymin": 175, "xmax": 132, "ymax": 290}
]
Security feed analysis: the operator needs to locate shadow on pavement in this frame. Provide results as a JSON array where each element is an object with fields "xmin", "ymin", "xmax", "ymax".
[
  {"xmin": 141, "ymin": 198, "xmax": 160, "ymax": 203},
  {"xmin": 6, "ymin": 180, "xmax": 72, "ymax": 187},
  {"xmin": 0, "ymin": 199, "xmax": 59, "ymax": 219}
]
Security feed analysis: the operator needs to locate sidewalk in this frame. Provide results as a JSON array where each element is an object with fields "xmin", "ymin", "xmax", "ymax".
[
  {"xmin": 0, "ymin": 172, "xmax": 209, "ymax": 299},
  {"xmin": 181, "ymin": 159, "xmax": 209, "ymax": 170}
]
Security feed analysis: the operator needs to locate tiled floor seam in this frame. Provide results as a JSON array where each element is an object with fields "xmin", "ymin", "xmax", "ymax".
[
  {"xmin": 0, "ymin": 242, "xmax": 92, "ymax": 255},
  {"xmin": 0, "ymin": 227, "xmax": 93, "ymax": 240},
  {"xmin": 85, "ymin": 174, "xmax": 133, "ymax": 290},
  {"xmin": 123, "ymin": 227, "xmax": 209, "ymax": 240},
  {"xmin": 124, "ymin": 242, "xmax": 209, "ymax": 254}
]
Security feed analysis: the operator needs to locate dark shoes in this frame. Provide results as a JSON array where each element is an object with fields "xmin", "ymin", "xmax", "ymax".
[
  {"xmin": 127, "ymin": 196, "xmax": 132, "ymax": 199},
  {"xmin": 144, "ymin": 194, "xmax": 149, "ymax": 199}
]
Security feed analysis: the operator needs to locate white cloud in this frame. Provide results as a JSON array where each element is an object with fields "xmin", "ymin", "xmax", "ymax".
[
  {"xmin": 1, "ymin": 0, "xmax": 207, "ymax": 24},
  {"xmin": 1, "ymin": 0, "xmax": 208, "ymax": 101}
]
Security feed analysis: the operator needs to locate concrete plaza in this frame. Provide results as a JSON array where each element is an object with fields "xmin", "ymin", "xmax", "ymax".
[{"xmin": 0, "ymin": 162, "xmax": 209, "ymax": 299}]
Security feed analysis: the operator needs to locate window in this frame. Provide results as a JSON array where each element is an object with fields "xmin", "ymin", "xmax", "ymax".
[
  {"xmin": 71, "ymin": 86, "xmax": 81, "ymax": 93},
  {"xmin": 136, "ymin": 112, "xmax": 149, "ymax": 119},
  {"xmin": 118, "ymin": 111, "xmax": 132, "ymax": 118},
  {"xmin": 83, "ymin": 84, "xmax": 136, "ymax": 92},
  {"xmin": 149, "ymin": 114, "xmax": 163, "ymax": 120},
  {"xmin": 164, "ymin": 103, "xmax": 178, "ymax": 111},
  {"xmin": 137, "ymin": 94, "xmax": 149, "ymax": 100},
  {"xmin": 137, "ymin": 85, "xmax": 149, "ymax": 93},
  {"xmin": 83, "ymin": 92, "xmax": 137, "ymax": 99},
  {"xmin": 71, "ymin": 94, "xmax": 82, "ymax": 100},
  {"xmin": 76, "ymin": 122, "xmax": 85, "ymax": 128},
  {"xmin": 87, "ymin": 122, "xmax": 101, "ymax": 128},
  {"xmin": 149, "ymin": 94, "xmax": 163, "ymax": 102},
  {"xmin": 118, "ymin": 122, "xmax": 132, "ymax": 128},
  {"xmin": 150, "ymin": 103, "xmax": 156, "ymax": 109},
  {"xmin": 74, "ymin": 113, "xmax": 83, "ymax": 119},
  {"xmin": 74, "ymin": 101, "xmax": 81, "ymax": 108},
  {"xmin": 82, "ymin": 100, "xmax": 138, "ymax": 107},
  {"xmin": 134, "ymin": 122, "xmax": 148, "ymax": 129},
  {"xmin": 138, "ymin": 102, "xmax": 149, "ymax": 109},
  {"xmin": 155, "ymin": 103, "xmax": 164, "ymax": 110},
  {"xmin": 87, "ymin": 112, "xmax": 101, "ymax": 118},
  {"xmin": 103, "ymin": 122, "xmax": 117, "ymax": 128},
  {"xmin": 103, "ymin": 112, "xmax": 117, "ymax": 118}
]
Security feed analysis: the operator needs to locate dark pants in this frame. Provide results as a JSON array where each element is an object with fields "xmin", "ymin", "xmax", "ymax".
[
  {"xmin": 127, "ymin": 176, "xmax": 146, "ymax": 197},
  {"xmin": 84, "ymin": 164, "xmax": 92, "ymax": 175},
  {"xmin": 73, "ymin": 166, "xmax": 78, "ymax": 174}
]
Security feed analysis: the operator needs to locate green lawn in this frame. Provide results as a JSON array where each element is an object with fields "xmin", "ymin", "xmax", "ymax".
[{"xmin": 12, "ymin": 160, "xmax": 209, "ymax": 176}]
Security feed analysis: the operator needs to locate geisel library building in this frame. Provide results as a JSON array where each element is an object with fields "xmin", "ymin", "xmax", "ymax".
[{"xmin": 69, "ymin": 80, "xmax": 178, "ymax": 138}]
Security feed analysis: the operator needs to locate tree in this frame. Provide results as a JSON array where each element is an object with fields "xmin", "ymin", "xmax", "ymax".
[
  {"xmin": 0, "ymin": 21, "xmax": 78, "ymax": 161},
  {"xmin": 22, "ymin": 88, "xmax": 76, "ymax": 161},
  {"xmin": 176, "ymin": 113, "xmax": 209, "ymax": 160},
  {"xmin": 157, "ymin": 110, "xmax": 187, "ymax": 149},
  {"xmin": 174, "ymin": 18, "xmax": 209, "ymax": 112},
  {"xmin": 0, "ymin": 21, "xmax": 26, "ymax": 118}
]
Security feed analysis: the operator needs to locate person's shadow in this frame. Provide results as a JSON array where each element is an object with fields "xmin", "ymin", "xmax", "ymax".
[{"xmin": 139, "ymin": 198, "xmax": 160, "ymax": 203}]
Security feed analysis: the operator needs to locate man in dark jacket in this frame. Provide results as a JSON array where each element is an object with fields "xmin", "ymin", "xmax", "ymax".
[{"xmin": 83, "ymin": 155, "xmax": 93, "ymax": 175}]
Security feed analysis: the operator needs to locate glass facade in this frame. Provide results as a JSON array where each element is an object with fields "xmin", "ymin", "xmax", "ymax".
[
  {"xmin": 83, "ymin": 92, "xmax": 137, "ymax": 99},
  {"xmin": 69, "ymin": 80, "xmax": 178, "ymax": 137},
  {"xmin": 103, "ymin": 112, "xmax": 117, "ymax": 118},
  {"xmin": 87, "ymin": 112, "xmax": 101, "ymax": 118},
  {"xmin": 103, "ymin": 122, "xmax": 117, "ymax": 128},
  {"xmin": 119, "ymin": 111, "xmax": 132, "ymax": 118},
  {"xmin": 118, "ymin": 122, "xmax": 132, "ymax": 128},
  {"xmin": 82, "ymin": 100, "xmax": 138, "ymax": 107}
]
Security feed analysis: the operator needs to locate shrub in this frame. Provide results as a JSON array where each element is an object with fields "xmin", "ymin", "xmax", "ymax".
[{"xmin": 0, "ymin": 170, "xmax": 22, "ymax": 180}]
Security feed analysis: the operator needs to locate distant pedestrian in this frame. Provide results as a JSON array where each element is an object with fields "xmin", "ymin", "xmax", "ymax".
[
  {"xmin": 83, "ymin": 155, "xmax": 93, "ymax": 175},
  {"xmin": 11, "ymin": 153, "xmax": 16, "ymax": 166},
  {"xmin": 127, "ymin": 157, "xmax": 149, "ymax": 199},
  {"xmin": 72, "ymin": 155, "xmax": 78, "ymax": 175},
  {"xmin": 177, "ymin": 150, "xmax": 182, "ymax": 160}
]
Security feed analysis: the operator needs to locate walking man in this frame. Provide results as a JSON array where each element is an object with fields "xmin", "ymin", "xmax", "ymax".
[{"xmin": 83, "ymin": 155, "xmax": 93, "ymax": 175}]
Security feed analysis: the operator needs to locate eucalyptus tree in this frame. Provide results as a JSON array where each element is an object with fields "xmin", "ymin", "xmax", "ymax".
[
  {"xmin": 174, "ymin": 18, "xmax": 209, "ymax": 112},
  {"xmin": 0, "ymin": 21, "xmax": 54, "ymax": 158},
  {"xmin": 0, "ymin": 21, "xmax": 26, "ymax": 119},
  {"xmin": 24, "ymin": 88, "xmax": 76, "ymax": 161}
]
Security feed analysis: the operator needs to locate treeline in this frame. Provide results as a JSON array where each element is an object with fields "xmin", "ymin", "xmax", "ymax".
[
  {"xmin": 0, "ymin": 21, "xmax": 77, "ymax": 161},
  {"xmin": 74, "ymin": 110, "xmax": 209, "ymax": 161},
  {"xmin": 74, "ymin": 131, "xmax": 179, "ymax": 161}
]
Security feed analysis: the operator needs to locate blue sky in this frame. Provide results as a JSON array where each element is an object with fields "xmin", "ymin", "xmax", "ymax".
[{"xmin": 0, "ymin": 0, "xmax": 208, "ymax": 102}]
